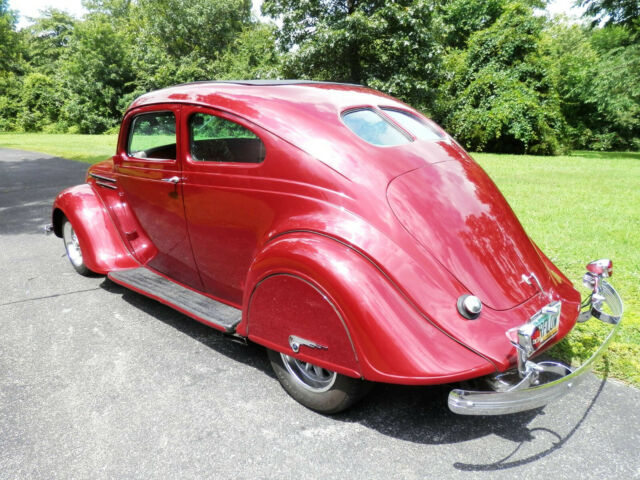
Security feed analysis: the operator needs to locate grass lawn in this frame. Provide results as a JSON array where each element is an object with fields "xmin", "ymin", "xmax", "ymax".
[
  {"xmin": 473, "ymin": 151, "xmax": 640, "ymax": 386},
  {"xmin": 0, "ymin": 132, "xmax": 118, "ymax": 163},
  {"xmin": 2, "ymin": 133, "xmax": 638, "ymax": 387}
]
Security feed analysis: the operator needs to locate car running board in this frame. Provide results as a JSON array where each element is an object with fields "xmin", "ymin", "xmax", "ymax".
[{"xmin": 108, "ymin": 267, "xmax": 242, "ymax": 333}]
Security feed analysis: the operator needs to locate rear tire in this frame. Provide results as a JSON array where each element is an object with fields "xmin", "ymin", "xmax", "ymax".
[
  {"xmin": 267, "ymin": 349, "xmax": 371, "ymax": 414},
  {"xmin": 62, "ymin": 217, "xmax": 92, "ymax": 276}
]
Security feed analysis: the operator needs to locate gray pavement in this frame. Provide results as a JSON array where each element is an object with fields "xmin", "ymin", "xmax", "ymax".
[{"xmin": 1, "ymin": 147, "xmax": 639, "ymax": 479}]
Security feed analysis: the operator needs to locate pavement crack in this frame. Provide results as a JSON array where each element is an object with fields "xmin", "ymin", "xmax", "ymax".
[{"xmin": 0, "ymin": 287, "xmax": 102, "ymax": 307}]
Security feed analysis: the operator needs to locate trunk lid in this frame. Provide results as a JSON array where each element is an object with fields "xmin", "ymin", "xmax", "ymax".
[{"xmin": 386, "ymin": 160, "xmax": 551, "ymax": 310}]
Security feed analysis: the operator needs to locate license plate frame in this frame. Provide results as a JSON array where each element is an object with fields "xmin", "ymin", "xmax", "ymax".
[{"xmin": 530, "ymin": 301, "xmax": 561, "ymax": 349}]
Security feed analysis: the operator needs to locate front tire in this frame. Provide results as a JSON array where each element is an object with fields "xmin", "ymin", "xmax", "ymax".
[
  {"xmin": 62, "ymin": 217, "xmax": 92, "ymax": 276},
  {"xmin": 267, "ymin": 349, "xmax": 371, "ymax": 414}
]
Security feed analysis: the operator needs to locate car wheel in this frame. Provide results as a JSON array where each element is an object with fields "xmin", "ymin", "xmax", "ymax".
[
  {"xmin": 267, "ymin": 348, "xmax": 371, "ymax": 414},
  {"xmin": 62, "ymin": 217, "xmax": 92, "ymax": 276}
]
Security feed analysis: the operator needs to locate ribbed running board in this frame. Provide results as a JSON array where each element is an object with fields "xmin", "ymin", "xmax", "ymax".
[{"xmin": 108, "ymin": 267, "xmax": 242, "ymax": 332}]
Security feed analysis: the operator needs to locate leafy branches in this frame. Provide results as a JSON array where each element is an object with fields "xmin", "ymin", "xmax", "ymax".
[{"xmin": 0, "ymin": 0, "xmax": 637, "ymax": 152}]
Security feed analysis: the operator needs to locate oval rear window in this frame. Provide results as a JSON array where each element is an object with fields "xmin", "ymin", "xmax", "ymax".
[
  {"xmin": 342, "ymin": 109, "xmax": 410, "ymax": 147},
  {"xmin": 382, "ymin": 108, "xmax": 443, "ymax": 141}
]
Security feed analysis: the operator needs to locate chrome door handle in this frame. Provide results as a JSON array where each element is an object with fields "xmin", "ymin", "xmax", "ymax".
[{"xmin": 161, "ymin": 176, "xmax": 181, "ymax": 184}]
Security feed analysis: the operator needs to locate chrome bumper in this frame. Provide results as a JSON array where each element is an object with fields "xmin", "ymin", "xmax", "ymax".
[{"xmin": 448, "ymin": 279, "xmax": 623, "ymax": 415}]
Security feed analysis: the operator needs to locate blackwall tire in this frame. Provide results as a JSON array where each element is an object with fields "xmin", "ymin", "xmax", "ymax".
[
  {"xmin": 267, "ymin": 348, "xmax": 371, "ymax": 414},
  {"xmin": 62, "ymin": 217, "xmax": 93, "ymax": 276}
]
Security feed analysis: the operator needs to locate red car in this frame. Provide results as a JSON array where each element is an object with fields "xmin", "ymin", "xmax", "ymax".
[{"xmin": 48, "ymin": 81, "xmax": 623, "ymax": 415}]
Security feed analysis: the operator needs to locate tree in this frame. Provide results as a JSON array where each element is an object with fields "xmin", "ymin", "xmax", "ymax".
[
  {"xmin": 0, "ymin": 0, "xmax": 23, "ymax": 130},
  {"xmin": 135, "ymin": 0, "xmax": 252, "ymax": 60},
  {"xmin": 22, "ymin": 9, "xmax": 76, "ymax": 73},
  {"xmin": 57, "ymin": 15, "xmax": 135, "ymax": 132},
  {"xmin": 437, "ymin": 0, "xmax": 509, "ymax": 48},
  {"xmin": 0, "ymin": 0, "xmax": 20, "ymax": 72},
  {"xmin": 547, "ymin": 19, "xmax": 640, "ymax": 150},
  {"xmin": 213, "ymin": 23, "xmax": 281, "ymax": 80},
  {"xmin": 436, "ymin": 2, "xmax": 564, "ymax": 153},
  {"xmin": 262, "ymin": 0, "xmax": 443, "ymax": 112},
  {"xmin": 578, "ymin": 0, "xmax": 640, "ymax": 28}
]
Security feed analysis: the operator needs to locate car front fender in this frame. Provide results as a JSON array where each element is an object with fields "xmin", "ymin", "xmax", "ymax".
[
  {"xmin": 52, "ymin": 184, "xmax": 138, "ymax": 274},
  {"xmin": 240, "ymin": 231, "xmax": 495, "ymax": 385}
]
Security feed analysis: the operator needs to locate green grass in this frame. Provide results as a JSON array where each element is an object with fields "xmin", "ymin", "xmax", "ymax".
[
  {"xmin": 1, "ymin": 133, "xmax": 638, "ymax": 386},
  {"xmin": 0, "ymin": 132, "xmax": 118, "ymax": 163},
  {"xmin": 473, "ymin": 151, "xmax": 640, "ymax": 386}
]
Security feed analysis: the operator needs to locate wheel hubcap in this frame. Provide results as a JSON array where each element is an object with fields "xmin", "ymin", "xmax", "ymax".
[
  {"xmin": 281, "ymin": 353, "xmax": 337, "ymax": 392},
  {"xmin": 63, "ymin": 222, "xmax": 83, "ymax": 267}
]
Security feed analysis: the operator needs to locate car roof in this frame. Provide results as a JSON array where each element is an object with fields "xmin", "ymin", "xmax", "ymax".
[
  {"xmin": 128, "ymin": 80, "xmax": 400, "ymax": 113},
  {"xmin": 173, "ymin": 79, "xmax": 363, "ymax": 87},
  {"xmin": 127, "ymin": 81, "xmax": 438, "ymax": 184}
]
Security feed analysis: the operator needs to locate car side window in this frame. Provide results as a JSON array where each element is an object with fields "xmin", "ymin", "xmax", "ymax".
[
  {"xmin": 189, "ymin": 112, "xmax": 266, "ymax": 163},
  {"xmin": 127, "ymin": 111, "xmax": 177, "ymax": 160}
]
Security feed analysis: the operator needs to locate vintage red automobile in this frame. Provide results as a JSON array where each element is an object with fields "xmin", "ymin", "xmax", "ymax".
[{"xmin": 48, "ymin": 81, "xmax": 623, "ymax": 415}]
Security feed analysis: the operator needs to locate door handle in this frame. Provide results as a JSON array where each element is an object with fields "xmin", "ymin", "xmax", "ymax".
[{"xmin": 161, "ymin": 176, "xmax": 181, "ymax": 184}]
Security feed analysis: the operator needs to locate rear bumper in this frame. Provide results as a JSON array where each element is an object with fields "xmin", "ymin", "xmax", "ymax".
[{"xmin": 448, "ymin": 280, "xmax": 623, "ymax": 415}]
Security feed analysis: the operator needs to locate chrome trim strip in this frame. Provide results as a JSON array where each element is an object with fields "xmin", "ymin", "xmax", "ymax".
[
  {"xmin": 96, "ymin": 181, "xmax": 118, "ymax": 190},
  {"xmin": 448, "ymin": 280, "xmax": 623, "ymax": 415},
  {"xmin": 90, "ymin": 173, "xmax": 116, "ymax": 182}
]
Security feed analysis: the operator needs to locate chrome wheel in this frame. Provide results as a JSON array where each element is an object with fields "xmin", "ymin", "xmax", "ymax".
[
  {"xmin": 280, "ymin": 353, "xmax": 337, "ymax": 392},
  {"xmin": 268, "ymin": 349, "xmax": 371, "ymax": 413},
  {"xmin": 63, "ymin": 220, "xmax": 83, "ymax": 267}
]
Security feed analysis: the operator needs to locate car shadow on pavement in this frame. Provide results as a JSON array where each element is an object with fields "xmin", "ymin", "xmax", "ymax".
[
  {"xmin": 0, "ymin": 156, "xmax": 87, "ymax": 236},
  {"xmin": 336, "ymin": 365, "xmax": 607, "ymax": 472},
  {"xmin": 99, "ymin": 276, "xmax": 606, "ymax": 471},
  {"xmin": 99, "ymin": 278, "xmax": 276, "ymax": 379}
]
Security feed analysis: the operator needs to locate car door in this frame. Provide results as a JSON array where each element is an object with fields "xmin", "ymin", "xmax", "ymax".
[
  {"xmin": 115, "ymin": 104, "xmax": 204, "ymax": 290},
  {"xmin": 180, "ymin": 106, "xmax": 268, "ymax": 305}
]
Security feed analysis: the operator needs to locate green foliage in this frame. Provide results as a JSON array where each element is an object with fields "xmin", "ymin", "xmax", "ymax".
[
  {"xmin": 437, "ymin": 0, "xmax": 508, "ymax": 48},
  {"xmin": 473, "ymin": 150, "xmax": 640, "ymax": 385},
  {"xmin": 0, "ymin": 0, "xmax": 21, "ymax": 72},
  {"xmin": 16, "ymin": 72, "xmax": 61, "ymax": 131},
  {"xmin": 135, "ymin": 0, "xmax": 251, "ymax": 59},
  {"xmin": 213, "ymin": 24, "xmax": 282, "ymax": 80},
  {"xmin": 22, "ymin": 9, "xmax": 75, "ymax": 73},
  {"xmin": 436, "ymin": 2, "xmax": 564, "ymax": 153},
  {"xmin": 579, "ymin": 0, "xmax": 640, "ymax": 28},
  {"xmin": 263, "ymin": 0, "xmax": 443, "ymax": 111},
  {"xmin": 57, "ymin": 16, "xmax": 135, "ymax": 133},
  {"xmin": 0, "ymin": 71, "xmax": 21, "ymax": 131},
  {"xmin": 0, "ymin": 0, "xmax": 637, "ymax": 152},
  {"xmin": 547, "ymin": 21, "xmax": 640, "ymax": 150}
]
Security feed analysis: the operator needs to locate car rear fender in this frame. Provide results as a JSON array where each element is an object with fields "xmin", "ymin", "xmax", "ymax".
[
  {"xmin": 240, "ymin": 232, "xmax": 495, "ymax": 384},
  {"xmin": 52, "ymin": 184, "xmax": 139, "ymax": 274}
]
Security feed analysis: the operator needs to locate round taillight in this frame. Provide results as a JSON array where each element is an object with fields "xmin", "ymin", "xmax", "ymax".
[
  {"xmin": 586, "ymin": 259, "xmax": 613, "ymax": 277},
  {"xmin": 457, "ymin": 294, "xmax": 482, "ymax": 320}
]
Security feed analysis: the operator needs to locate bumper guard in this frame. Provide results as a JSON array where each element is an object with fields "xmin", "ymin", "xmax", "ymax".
[{"xmin": 448, "ymin": 277, "xmax": 623, "ymax": 416}]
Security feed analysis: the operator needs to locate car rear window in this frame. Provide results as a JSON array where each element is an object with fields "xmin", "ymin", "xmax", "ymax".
[
  {"xmin": 127, "ymin": 111, "xmax": 176, "ymax": 160},
  {"xmin": 189, "ymin": 112, "xmax": 266, "ymax": 163},
  {"xmin": 342, "ymin": 109, "xmax": 410, "ymax": 147},
  {"xmin": 381, "ymin": 108, "xmax": 443, "ymax": 141}
]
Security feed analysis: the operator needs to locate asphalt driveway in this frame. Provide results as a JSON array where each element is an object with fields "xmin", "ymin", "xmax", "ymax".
[{"xmin": 1, "ymin": 147, "xmax": 639, "ymax": 479}]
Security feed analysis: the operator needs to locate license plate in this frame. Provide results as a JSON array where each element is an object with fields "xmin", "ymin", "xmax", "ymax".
[{"xmin": 530, "ymin": 301, "xmax": 561, "ymax": 349}]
